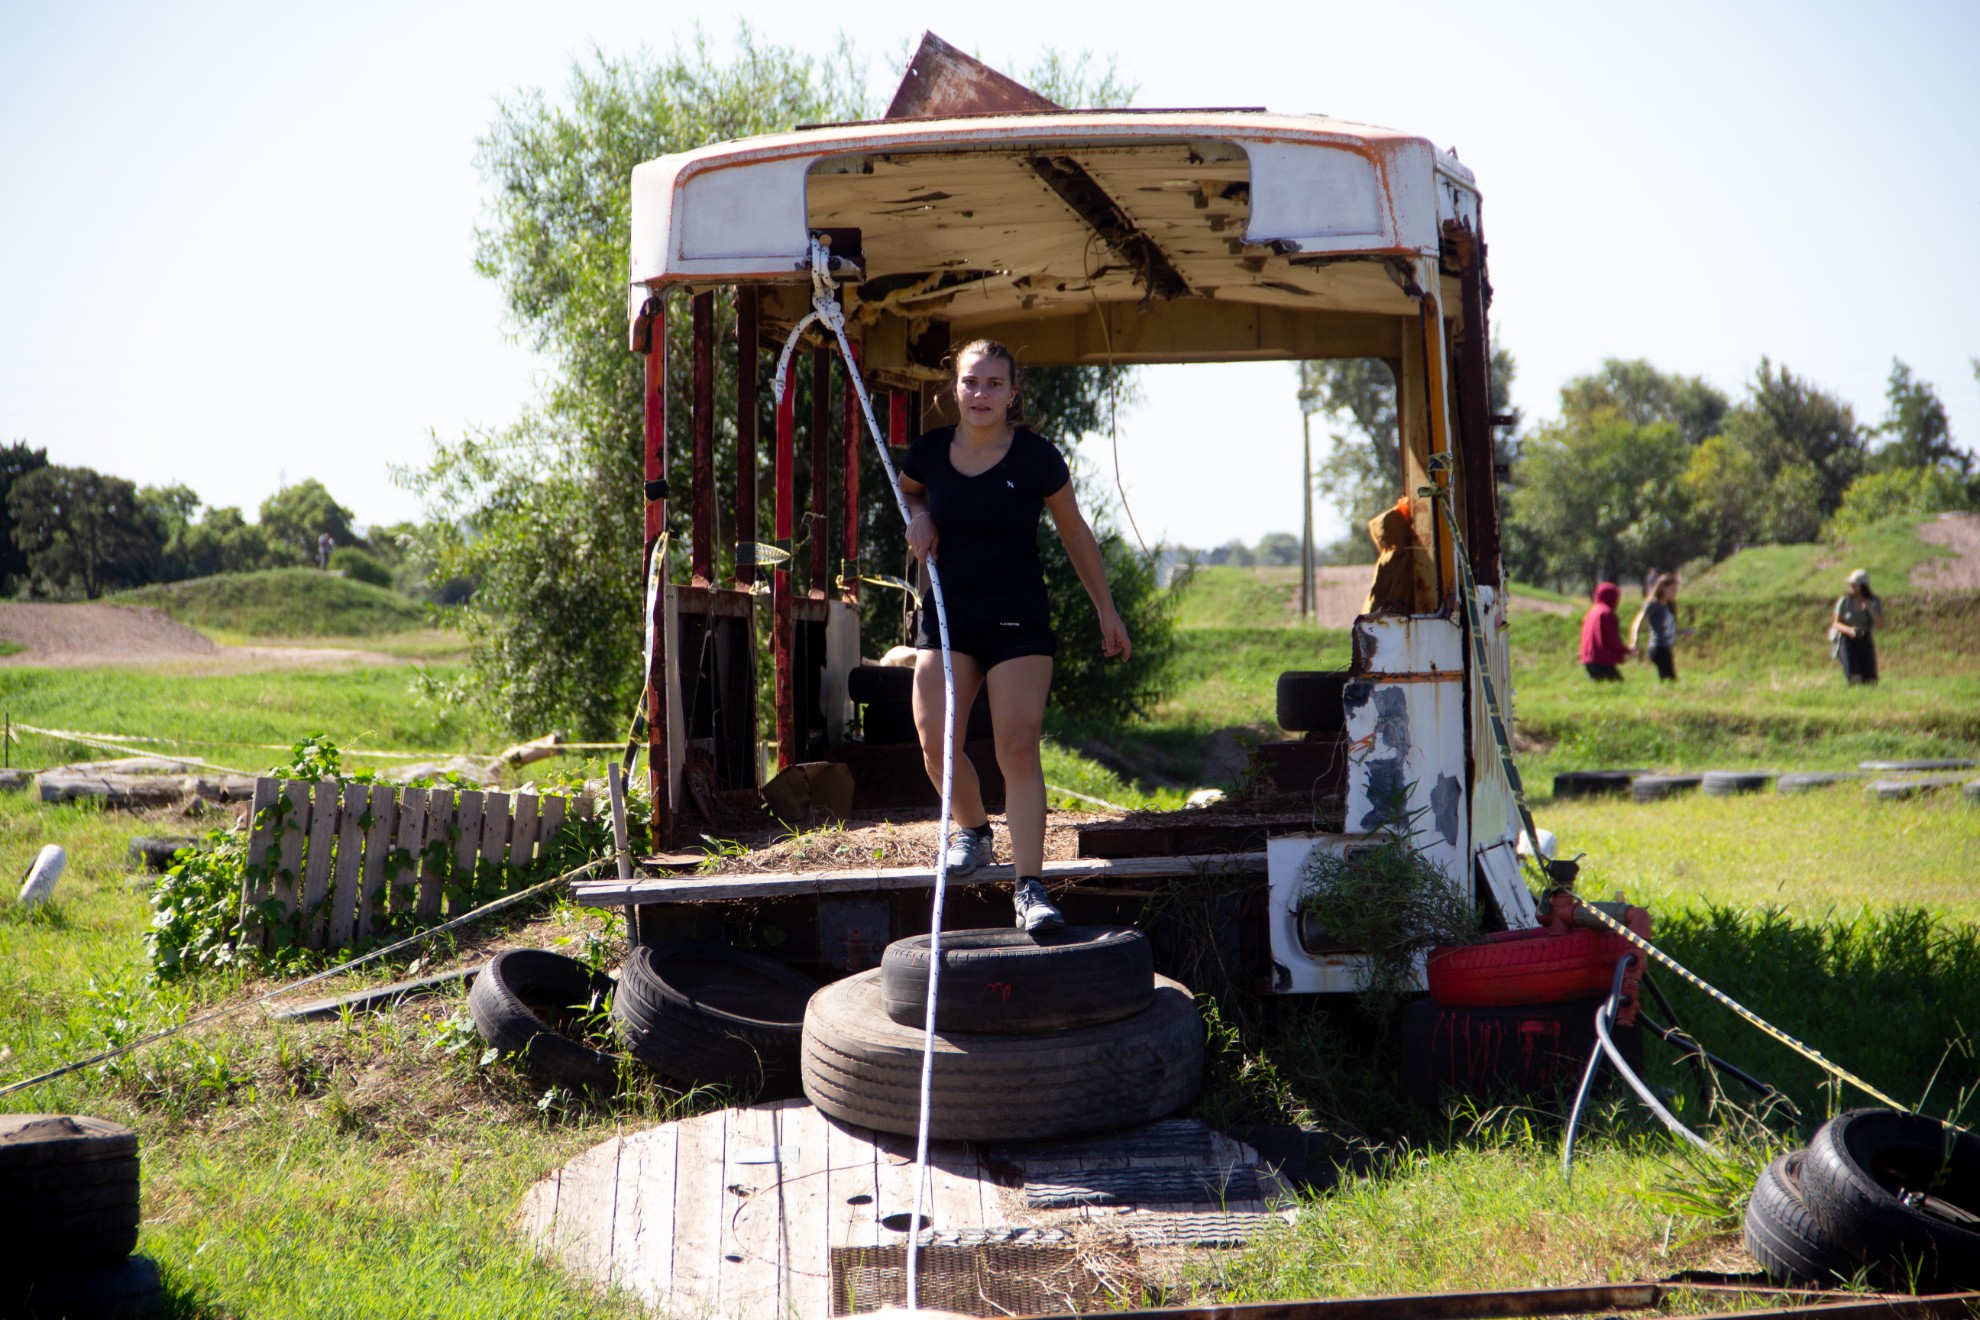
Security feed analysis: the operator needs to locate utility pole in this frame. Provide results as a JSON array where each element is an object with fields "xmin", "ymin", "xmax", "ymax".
[{"xmin": 1296, "ymin": 363, "xmax": 1321, "ymax": 622}]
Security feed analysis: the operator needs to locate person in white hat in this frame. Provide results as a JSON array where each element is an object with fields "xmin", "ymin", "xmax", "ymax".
[{"xmin": 1830, "ymin": 568, "xmax": 1883, "ymax": 684}]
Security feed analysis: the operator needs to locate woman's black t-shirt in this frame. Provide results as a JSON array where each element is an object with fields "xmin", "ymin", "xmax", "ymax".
[{"xmin": 901, "ymin": 426, "xmax": 1071, "ymax": 605}]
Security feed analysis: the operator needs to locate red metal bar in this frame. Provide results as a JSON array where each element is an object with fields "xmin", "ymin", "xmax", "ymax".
[
  {"xmin": 841, "ymin": 339, "xmax": 861, "ymax": 602},
  {"xmin": 773, "ymin": 370, "xmax": 796, "ymax": 771},
  {"xmin": 888, "ymin": 388, "xmax": 908, "ymax": 447},
  {"xmin": 734, "ymin": 287, "xmax": 759, "ymax": 588},
  {"xmin": 640, "ymin": 295, "xmax": 672, "ymax": 848},
  {"xmin": 809, "ymin": 347, "xmax": 831, "ymax": 597},
  {"xmin": 1020, "ymin": 1285, "xmax": 1980, "ymax": 1320},
  {"xmin": 689, "ymin": 290, "xmax": 715, "ymax": 587}
]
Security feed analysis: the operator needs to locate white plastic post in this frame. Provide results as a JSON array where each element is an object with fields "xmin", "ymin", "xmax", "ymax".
[{"xmin": 18, "ymin": 844, "xmax": 66, "ymax": 907}]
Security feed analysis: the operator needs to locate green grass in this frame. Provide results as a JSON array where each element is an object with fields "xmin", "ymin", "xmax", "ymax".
[
  {"xmin": 1685, "ymin": 516, "xmax": 1956, "ymax": 598},
  {"xmin": 1174, "ymin": 565, "xmax": 1313, "ymax": 628},
  {"xmin": 0, "ymin": 662, "xmax": 498, "ymax": 776},
  {"xmin": 116, "ymin": 568, "xmax": 429, "ymax": 637}
]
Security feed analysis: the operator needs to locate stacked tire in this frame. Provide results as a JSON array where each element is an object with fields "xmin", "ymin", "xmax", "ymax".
[
  {"xmin": 0, "ymin": 1114, "xmax": 162, "ymax": 1319},
  {"xmin": 469, "ymin": 943, "xmax": 819, "ymax": 1101},
  {"xmin": 848, "ymin": 665, "xmax": 990, "ymax": 746},
  {"xmin": 802, "ymin": 926, "xmax": 1203, "ymax": 1141},
  {"xmin": 1744, "ymin": 1109, "xmax": 1980, "ymax": 1291}
]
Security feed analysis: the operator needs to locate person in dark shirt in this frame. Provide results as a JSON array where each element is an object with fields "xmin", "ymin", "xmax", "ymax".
[
  {"xmin": 1831, "ymin": 568, "xmax": 1883, "ymax": 684},
  {"xmin": 899, "ymin": 339, "xmax": 1131, "ymax": 932},
  {"xmin": 1628, "ymin": 574, "xmax": 1685, "ymax": 681}
]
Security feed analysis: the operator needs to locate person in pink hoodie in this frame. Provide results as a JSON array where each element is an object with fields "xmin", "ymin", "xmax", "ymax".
[{"xmin": 1579, "ymin": 581, "xmax": 1629, "ymax": 681}]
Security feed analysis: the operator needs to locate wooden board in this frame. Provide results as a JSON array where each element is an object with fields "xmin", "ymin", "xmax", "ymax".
[
  {"xmin": 270, "ymin": 779, "xmax": 310, "ymax": 936},
  {"xmin": 327, "ymin": 781, "xmax": 367, "ymax": 946},
  {"xmin": 298, "ymin": 779, "xmax": 341, "ymax": 945},
  {"xmin": 357, "ymin": 783, "xmax": 397, "ymax": 937},
  {"xmin": 522, "ymin": 1106, "xmax": 1285, "ymax": 1320},
  {"xmin": 511, "ymin": 791, "xmax": 541, "ymax": 866},
  {"xmin": 574, "ymin": 852, "xmax": 1268, "ymax": 907},
  {"xmin": 480, "ymin": 790, "xmax": 512, "ymax": 879},
  {"xmin": 420, "ymin": 789, "xmax": 453, "ymax": 920},
  {"xmin": 450, "ymin": 789, "xmax": 484, "ymax": 914},
  {"xmin": 392, "ymin": 786, "xmax": 428, "ymax": 921},
  {"xmin": 239, "ymin": 777, "xmax": 282, "ymax": 944}
]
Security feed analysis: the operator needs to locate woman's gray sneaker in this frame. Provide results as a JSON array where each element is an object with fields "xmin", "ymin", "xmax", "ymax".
[
  {"xmin": 1013, "ymin": 879, "xmax": 1065, "ymax": 933},
  {"xmin": 943, "ymin": 828, "xmax": 996, "ymax": 876}
]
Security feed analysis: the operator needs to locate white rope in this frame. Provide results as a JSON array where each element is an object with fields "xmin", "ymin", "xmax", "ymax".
[{"xmin": 771, "ymin": 239, "xmax": 957, "ymax": 1310}]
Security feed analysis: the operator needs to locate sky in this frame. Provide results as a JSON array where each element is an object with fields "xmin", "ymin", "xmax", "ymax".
[{"xmin": 4, "ymin": 0, "xmax": 1977, "ymax": 553}]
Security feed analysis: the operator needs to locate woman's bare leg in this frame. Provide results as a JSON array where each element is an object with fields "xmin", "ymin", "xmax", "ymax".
[
  {"xmin": 985, "ymin": 655, "xmax": 1053, "ymax": 875},
  {"xmin": 912, "ymin": 649, "xmax": 988, "ymax": 827}
]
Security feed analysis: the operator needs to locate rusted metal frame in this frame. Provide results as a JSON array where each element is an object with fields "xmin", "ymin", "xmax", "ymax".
[
  {"xmin": 809, "ymin": 346, "xmax": 832, "ymax": 598},
  {"xmin": 689, "ymin": 290, "xmax": 716, "ymax": 587},
  {"xmin": 1019, "ymin": 1283, "xmax": 1980, "ymax": 1320},
  {"xmin": 1025, "ymin": 154, "xmax": 1191, "ymax": 300},
  {"xmin": 841, "ymin": 338, "xmax": 862, "ymax": 602},
  {"xmin": 735, "ymin": 286, "xmax": 759, "ymax": 587},
  {"xmin": 640, "ymin": 294, "xmax": 673, "ymax": 849},
  {"xmin": 1416, "ymin": 275, "xmax": 1456, "ymax": 607},
  {"xmin": 883, "ymin": 31, "xmax": 1066, "ymax": 120},
  {"xmin": 774, "ymin": 359, "xmax": 797, "ymax": 772},
  {"xmin": 1446, "ymin": 221, "xmax": 1502, "ymax": 587}
]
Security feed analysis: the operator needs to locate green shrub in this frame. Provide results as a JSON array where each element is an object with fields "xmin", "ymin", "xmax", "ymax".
[
  {"xmin": 1826, "ymin": 467, "xmax": 1972, "ymax": 542},
  {"xmin": 328, "ymin": 546, "xmax": 392, "ymax": 588}
]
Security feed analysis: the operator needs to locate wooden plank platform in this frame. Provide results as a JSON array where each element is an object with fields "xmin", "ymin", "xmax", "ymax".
[
  {"xmin": 573, "ymin": 852, "xmax": 1268, "ymax": 907},
  {"xmin": 519, "ymin": 1106, "xmax": 1291, "ymax": 1319}
]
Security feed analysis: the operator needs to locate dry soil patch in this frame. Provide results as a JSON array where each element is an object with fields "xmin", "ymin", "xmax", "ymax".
[
  {"xmin": 0, "ymin": 602, "xmax": 400, "ymax": 669},
  {"xmin": 1914, "ymin": 511, "xmax": 1980, "ymax": 590}
]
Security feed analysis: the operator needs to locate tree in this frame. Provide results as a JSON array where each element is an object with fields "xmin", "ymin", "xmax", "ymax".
[
  {"xmin": 178, "ymin": 506, "xmax": 273, "ymax": 578},
  {"xmin": 7, "ymin": 465, "xmax": 164, "ymax": 598},
  {"xmin": 1678, "ymin": 433, "xmax": 1767, "ymax": 561},
  {"xmin": 412, "ymin": 35, "xmax": 1173, "ymax": 737},
  {"xmin": 0, "ymin": 442, "xmax": 49, "ymax": 592},
  {"xmin": 1309, "ymin": 339, "xmax": 1519, "ymax": 564},
  {"xmin": 1827, "ymin": 466, "xmax": 1973, "ymax": 541},
  {"xmin": 1721, "ymin": 358, "xmax": 1867, "ymax": 518},
  {"xmin": 1559, "ymin": 358, "xmax": 1728, "ymax": 445},
  {"xmin": 1503, "ymin": 410, "xmax": 1693, "ymax": 591},
  {"xmin": 1253, "ymin": 531, "xmax": 1301, "ymax": 566},
  {"xmin": 1873, "ymin": 359, "xmax": 1966, "ymax": 475},
  {"xmin": 260, "ymin": 479, "xmax": 359, "ymax": 566}
]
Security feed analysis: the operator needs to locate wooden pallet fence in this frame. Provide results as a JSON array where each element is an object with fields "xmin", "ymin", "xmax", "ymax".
[{"xmin": 240, "ymin": 776, "xmax": 589, "ymax": 951}]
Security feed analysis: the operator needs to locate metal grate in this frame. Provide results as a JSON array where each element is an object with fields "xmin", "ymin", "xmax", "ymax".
[{"xmin": 829, "ymin": 1244, "xmax": 1106, "ymax": 1317}]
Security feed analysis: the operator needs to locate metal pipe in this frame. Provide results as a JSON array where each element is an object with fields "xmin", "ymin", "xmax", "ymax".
[
  {"xmin": 809, "ymin": 346, "xmax": 831, "ymax": 597},
  {"xmin": 774, "ymin": 369, "xmax": 796, "ymax": 770},
  {"xmin": 640, "ymin": 295, "xmax": 672, "ymax": 848},
  {"xmin": 842, "ymin": 338, "xmax": 861, "ymax": 601},
  {"xmin": 690, "ymin": 290, "xmax": 715, "ymax": 585},
  {"xmin": 735, "ymin": 287, "xmax": 759, "ymax": 588}
]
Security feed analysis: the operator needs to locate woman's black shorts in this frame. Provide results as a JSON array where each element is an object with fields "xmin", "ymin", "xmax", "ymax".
[{"xmin": 915, "ymin": 591, "xmax": 1057, "ymax": 670}]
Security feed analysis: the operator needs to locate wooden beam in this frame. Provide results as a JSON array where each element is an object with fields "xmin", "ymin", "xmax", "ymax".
[{"xmin": 572, "ymin": 851, "xmax": 1266, "ymax": 907}]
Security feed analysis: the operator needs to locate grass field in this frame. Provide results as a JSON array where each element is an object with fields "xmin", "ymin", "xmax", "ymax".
[
  {"xmin": 3, "ymin": 519, "xmax": 1978, "ymax": 1316},
  {"xmin": 117, "ymin": 568, "xmax": 430, "ymax": 637}
]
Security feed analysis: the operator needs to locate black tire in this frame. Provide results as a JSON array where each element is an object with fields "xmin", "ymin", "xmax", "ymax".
[
  {"xmin": 1744, "ymin": 1151, "xmax": 1862, "ymax": 1287},
  {"xmin": 1631, "ymin": 774, "xmax": 1702, "ymax": 804},
  {"xmin": 3, "ymin": 1253, "xmax": 164, "ymax": 1320},
  {"xmin": 1859, "ymin": 758, "xmax": 1978, "ymax": 772},
  {"xmin": 0, "ymin": 1116, "xmax": 137, "ymax": 1172},
  {"xmin": 1778, "ymin": 772, "xmax": 1861, "ymax": 795},
  {"xmin": 879, "ymin": 926, "xmax": 1154, "ymax": 1033},
  {"xmin": 0, "ymin": 1115, "xmax": 142, "ymax": 1272},
  {"xmin": 613, "ymin": 941, "xmax": 819, "ymax": 1098},
  {"xmin": 1798, "ymin": 1108, "xmax": 1980, "ymax": 1290},
  {"xmin": 467, "ymin": 949, "xmax": 619, "ymax": 1095},
  {"xmin": 1397, "ymin": 996, "xmax": 1640, "ymax": 1110},
  {"xmin": 1552, "ymin": 771, "xmax": 1642, "ymax": 800},
  {"xmin": 860, "ymin": 700, "xmax": 917, "ymax": 746},
  {"xmin": 1701, "ymin": 771, "xmax": 1773, "ymax": 797},
  {"xmin": 847, "ymin": 665, "xmax": 914, "ymax": 704},
  {"xmin": 126, "ymin": 836, "xmax": 198, "ymax": 873},
  {"xmin": 1276, "ymin": 671, "xmax": 1351, "ymax": 734},
  {"xmin": 802, "ymin": 970, "xmax": 1203, "ymax": 1141}
]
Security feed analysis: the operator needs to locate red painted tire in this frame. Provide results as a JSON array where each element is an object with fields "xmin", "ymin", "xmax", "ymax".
[{"xmin": 1426, "ymin": 927, "xmax": 1638, "ymax": 1009}]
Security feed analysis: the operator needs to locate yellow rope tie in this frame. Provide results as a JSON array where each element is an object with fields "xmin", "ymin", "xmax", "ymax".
[{"xmin": 1573, "ymin": 899, "xmax": 1906, "ymax": 1111}]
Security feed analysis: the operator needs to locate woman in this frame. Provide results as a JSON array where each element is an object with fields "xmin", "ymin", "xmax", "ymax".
[
  {"xmin": 1578, "ymin": 581, "xmax": 1628, "ymax": 681},
  {"xmin": 899, "ymin": 340, "xmax": 1131, "ymax": 933},
  {"xmin": 1629, "ymin": 574, "xmax": 1684, "ymax": 682},
  {"xmin": 1831, "ymin": 568, "xmax": 1883, "ymax": 685}
]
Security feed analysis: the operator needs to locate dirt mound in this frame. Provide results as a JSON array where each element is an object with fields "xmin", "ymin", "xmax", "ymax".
[
  {"xmin": 0, "ymin": 603, "xmax": 218, "ymax": 664},
  {"xmin": 1915, "ymin": 511, "xmax": 1980, "ymax": 590}
]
